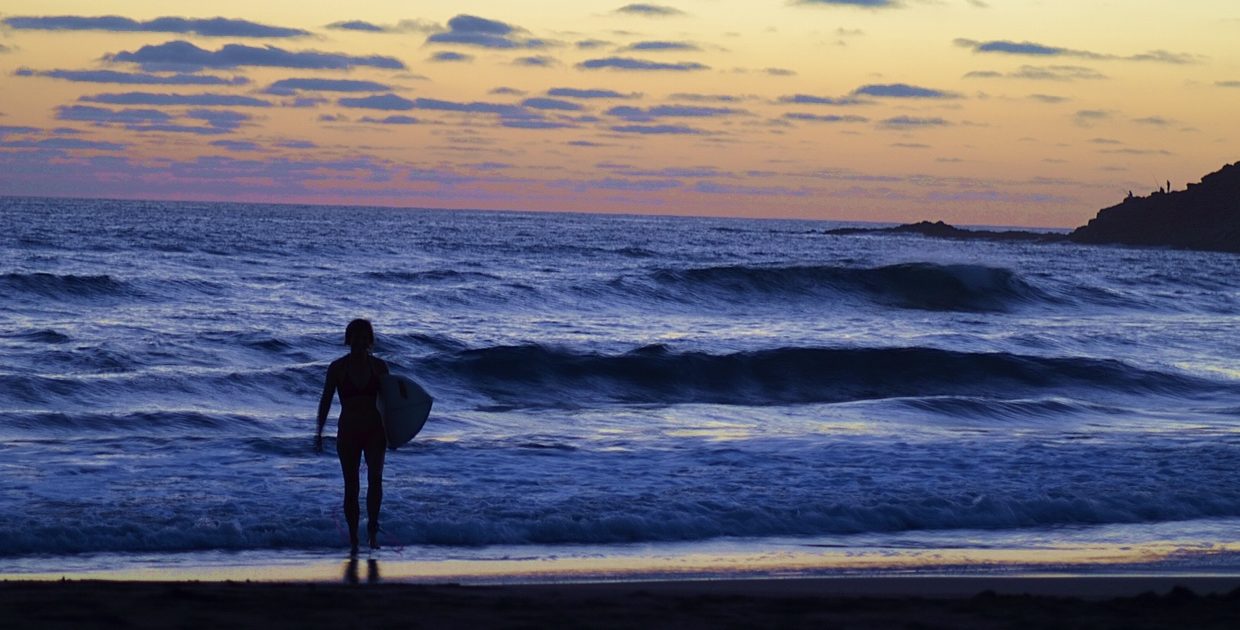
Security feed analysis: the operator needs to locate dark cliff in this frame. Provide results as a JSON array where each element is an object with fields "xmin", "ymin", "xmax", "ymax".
[{"xmin": 1069, "ymin": 162, "xmax": 1240, "ymax": 253}]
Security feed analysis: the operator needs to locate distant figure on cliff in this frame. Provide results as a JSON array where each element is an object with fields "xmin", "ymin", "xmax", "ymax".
[
  {"xmin": 1127, "ymin": 190, "xmax": 1134, "ymax": 200},
  {"xmin": 1167, "ymin": 180, "xmax": 1171, "ymax": 193}
]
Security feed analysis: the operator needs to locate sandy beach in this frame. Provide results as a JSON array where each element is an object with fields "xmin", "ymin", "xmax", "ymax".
[{"xmin": 2, "ymin": 576, "xmax": 1238, "ymax": 629}]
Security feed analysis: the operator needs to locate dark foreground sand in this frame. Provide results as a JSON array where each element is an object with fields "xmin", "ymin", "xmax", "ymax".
[{"xmin": 2, "ymin": 577, "xmax": 1238, "ymax": 629}]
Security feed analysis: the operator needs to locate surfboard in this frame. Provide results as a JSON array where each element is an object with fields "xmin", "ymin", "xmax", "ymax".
[{"xmin": 376, "ymin": 374, "xmax": 433, "ymax": 450}]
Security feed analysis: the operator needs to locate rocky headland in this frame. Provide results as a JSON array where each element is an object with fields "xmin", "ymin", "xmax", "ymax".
[
  {"xmin": 827, "ymin": 161, "xmax": 1239, "ymax": 254},
  {"xmin": 1069, "ymin": 161, "xmax": 1240, "ymax": 253},
  {"xmin": 824, "ymin": 220, "xmax": 1063, "ymax": 243}
]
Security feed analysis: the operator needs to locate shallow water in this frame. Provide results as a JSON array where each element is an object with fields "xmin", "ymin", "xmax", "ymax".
[{"xmin": 0, "ymin": 197, "xmax": 1237, "ymax": 573}]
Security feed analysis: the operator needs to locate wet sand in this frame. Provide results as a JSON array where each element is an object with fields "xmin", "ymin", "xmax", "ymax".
[{"xmin": 2, "ymin": 576, "xmax": 1237, "ymax": 629}]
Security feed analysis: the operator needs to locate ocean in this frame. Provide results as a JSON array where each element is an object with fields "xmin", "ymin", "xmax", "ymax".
[{"xmin": 1, "ymin": 196, "xmax": 1238, "ymax": 581}]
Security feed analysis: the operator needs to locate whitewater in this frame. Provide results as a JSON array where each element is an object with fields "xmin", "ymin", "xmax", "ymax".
[{"xmin": 1, "ymin": 197, "xmax": 1238, "ymax": 578}]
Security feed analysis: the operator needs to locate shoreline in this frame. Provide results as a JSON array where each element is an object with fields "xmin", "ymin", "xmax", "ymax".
[{"xmin": 2, "ymin": 576, "xmax": 1237, "ymax": 629}]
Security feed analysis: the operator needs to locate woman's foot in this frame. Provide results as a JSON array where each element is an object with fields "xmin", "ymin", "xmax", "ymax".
[{"xmin": 367, "ymin": 523, "xmax": 381, "ymax": 550}]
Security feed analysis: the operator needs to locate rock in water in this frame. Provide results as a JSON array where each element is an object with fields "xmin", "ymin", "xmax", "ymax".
[{"xmin": 1070, "ymin": 161, "xmax": 1240, "ymax": 253}]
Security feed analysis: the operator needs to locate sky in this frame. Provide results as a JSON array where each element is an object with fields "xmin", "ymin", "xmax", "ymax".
[{"xmin": 0, "ymin": 1, "xmax": 1237, "ymax": 227}]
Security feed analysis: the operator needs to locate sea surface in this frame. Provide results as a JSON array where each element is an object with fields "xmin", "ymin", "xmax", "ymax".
[{"xmin": 1, "ymin": 197, "xmax": 1238, "ymax": 579}]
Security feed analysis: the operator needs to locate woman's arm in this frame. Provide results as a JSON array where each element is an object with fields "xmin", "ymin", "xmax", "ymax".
[{"xmin": 315, "ymin": 362, "xmax": 336, "ymax": 452}]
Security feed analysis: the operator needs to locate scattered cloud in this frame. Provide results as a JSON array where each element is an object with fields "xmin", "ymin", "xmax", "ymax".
[
  {"xmin": 778, "ymin": 94, "xmax": 867, "ymax": 105},
  {"xmin": 763, "ymin": 67, "xmax": 797, "ymax": 76},
  {"xmin": 54, "ymin": 104, "xmax": 250, "ymax": 134},
  {"xmin": 891, "ymin": 142, "xmax": 930, "ymax": 149},
  {"xmin": 0, "ymin": 137, "xmax": 126, "ymax": 151},
  {"xmin": 490, "ymin": 87, "xmax": 527, "ymax": 96},
  {"xmin": 56, "ymin": 105, "xmax": 173, "ymax": 125},
  {"xmin": 1, "ymin": 15, "xmax": 309, "ymax": 38},
  {"xmin": 1073, "ymin": 109, "xmax": 1111, "ymax": 127},
  {"xmin": 878, "ymin": 116, "xmax": 950, "ymax": 128},
  {"xmin": 265, "ymin": 78, "xmax": 393, "ymax": 95},
  {"xmin": 522, "ymin": 98, "xmax": 585, "ymax": 111},
  {"xmin": 410, "ymin": 98, "xmax": 526, "ymax": 116},
  {"xmin": 964, "ymin": 65, "xmax": 1107, "ymax": 81},
  {"xmin": 1028, "ymin": 93, "xmax": 1069, "ymax": 103},
  {"xmin": 337, "ymin": 94, "xmax": 417, "ymax": 111},
  {"xmin": 430, "ymin": 51, "xmax": 473, "ymax": 63},
  {"xmin": 955, "ymin": 38, "xmax": 1199, "ymax": 64},
  {"xmin": 609, "ymin": 124, "xmax": 706, "ymax": 135},
  {"xmin": 548, "ymin": 87, "xmax": 637, "ymax": 99},
  {"xmin": 107, "ymin": 41, "xmax": 406, "ymax": 71},
  {"xmin": 614, "ymin": 4, "xmax": 686, "ymax": 17},
  {"xmin": 514, "ymin": 55, "xmax": 557, "ymax": 67},
  {"xmin": 210, "ymin": 140, "xmax": 260, "ymax": 152},
  {"xmin": 620, "ymin": 41, "xmax": 700, "ymax": 52},
  {"xmin": 783, "ymin": 113, "xmax": 868, "ymax": 123},
  {"xmin": 276, "ymin": 140, "xmax": 316, "ymax": 149},
  {"xmin": 15, "ymin": 68, "xmax": 248, "ymax": 86},
  {"xmin": 578, "ymin": 57, "xmax": 708, "ymax": 71},
  {"xmin": 80, "ymin": 92, "xmax": 272, "ymax": 107},
  {"xmin": 607, "ymin": 105, "xmax": 744, "ymax": 121},
  {"xmin": 576, "ymin": 39, "xmax": 612, "ymax": 49},
  {"xmin": 1100, "ymin": 148, "xmax": 1173, "ymax": 156},
  {"xmin": 853, "ymin": 83, "xmax": 960, "ymax": 99},
  {"xmin": 1133, "ymin": 116, "xmax": 1173, "ymax": 126},
  {"xmin": 0, "ymin": 44, "xmax": 11, "ymax": 54},
  {"xmin": 1216, "ymin": 81, "xmax": 1240, "ymax": 88},
  {"xmin": 426, "ymin": 15, "xmax": 548, "ymax": 49},
  {"xmin": 502, "ymin": 119, "xmax": 577, "ymax": 130},
  {"xmin": 359, "ymin": 115, "xmax": 419, "ymax": 125},
  {"xmin": 325, "ymin": 19, "xmax": 441, "ymax": 34},
  {"xmin": 794, "ymin": 0, "xmax": 903, "ymax": 7},
  {"xmin": 670, "ymin": 93, "xmax": 747, "ymax": 103}
]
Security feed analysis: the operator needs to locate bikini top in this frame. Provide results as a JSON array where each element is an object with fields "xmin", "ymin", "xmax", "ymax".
[{"xmin": 338, "ymin": 357, "xmax": 380, "ymax": 401}]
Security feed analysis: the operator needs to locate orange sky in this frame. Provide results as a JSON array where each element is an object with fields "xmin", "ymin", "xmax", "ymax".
[{"xmin": 1, "ymin": 1, "xmax": 1237, "ymax": 226}]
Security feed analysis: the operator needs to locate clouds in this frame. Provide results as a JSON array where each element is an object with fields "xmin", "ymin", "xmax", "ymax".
[
  {"xmin": 53, "ymin": 103, "xmax": 251, "ymax": 135},
  {"xmin": 15, "ymin": 68, "xmax": 248, "ymax": 86},
  {"xmin": 955, "ymin": 38, "xmax": 1199, "ymax": 64},
  {"xmin": 783, "ymin": 113, "xmax": 868, "ymax": 123},
  {"xmin": 794, "ymin": 0, "xmax": 902, "ymax": 7},
  {"xmin": 548, "ymin": 88, "xmax": 638, "ymax": 99},
  {"xmin": 778, "ymin": 94, "xmax": 865, "ymax": 106},
  {"xmin": 522, "ymin": 98, "xmax": 585, "ymax": 111},
  {"xmin": 426, "ymin": 15, "xmax": 548, "ymax": 49},
  {"xmin": 337, "ymin": 94, "xmax": 417, "ymax": 111},
  {"xmin": 2, "ymin": 15, "xmax": 308, "ymax": 38},
  {"xmin": 430, "ymin": 51, "xmax": 473, "ymax": 63},
  {"xmin": 514, "ymin": 55, "xmax": 557, "ymax": 67},
  {"xmin": 614, "ymin": 4, "xmax": 686, "ymax": 17},
  {"xmin": 607, "ymin": 105, "xmax": 745, "ymax": 121},
  {"xmin": 107, "ymin": 41, "xmax": 406, "ymax": 71},
  {"xmin": 621, "ymin": 41, "xmax": 700, "ymax": 52},
  {"xmin": 325, "ymin": 19, "xmax": 440, "ymax": 34},
  {"xmin": 0, "ymin": 136, "xmax": 125, "ymax": 151},
  {"xmin": 358, "ymin": 115, "xmax": 419, "ymax": 125},
  {"xmin": 578, "ymin": 57, "xmax": 708, "ymax": 71},
  {"xmin": 878, "ymin": 116, "xmax": 950, "ymax": 128},
  {"xmin": 964, "ymin": 65, "xmax": 1107, "ymax": 81},
  {"xmin": 610, "ymin": 124, "xmax": 706, "ymax": 135},
  {"xmin": 853, "ymin": 83, "xmax": 959, "ymax": 99},
  {"xmin": 80, "ymin": 92, "xmax": 272, "ymax": 107},
  {"xmin": 265, "ymin": 78, "xmax": 393, "ymax": 95}
]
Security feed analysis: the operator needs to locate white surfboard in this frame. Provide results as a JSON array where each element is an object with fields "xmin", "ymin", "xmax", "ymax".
[{"xmin": 376, "ymin": 374, "xmax": 433, "ymax": 450}]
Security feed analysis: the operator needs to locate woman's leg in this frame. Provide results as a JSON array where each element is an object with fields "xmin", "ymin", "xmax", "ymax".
[
  {"xmin": 362, "ymin": 426, "xmax": 387, "ymax": 547},
  {"xmin": 336, "ymin": 428, "xmax": 363, "ymax": 551}
]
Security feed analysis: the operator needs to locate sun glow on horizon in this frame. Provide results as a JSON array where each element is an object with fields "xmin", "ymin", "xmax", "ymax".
[{"xmin": 1, "ymin": 1, "xmax": 1237, "ymax": 227}]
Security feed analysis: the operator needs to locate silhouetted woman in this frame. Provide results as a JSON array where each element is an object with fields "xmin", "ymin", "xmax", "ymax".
[{"xmin": 316, "ymin": 319, "xmax": 389, "ymax": 553}]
